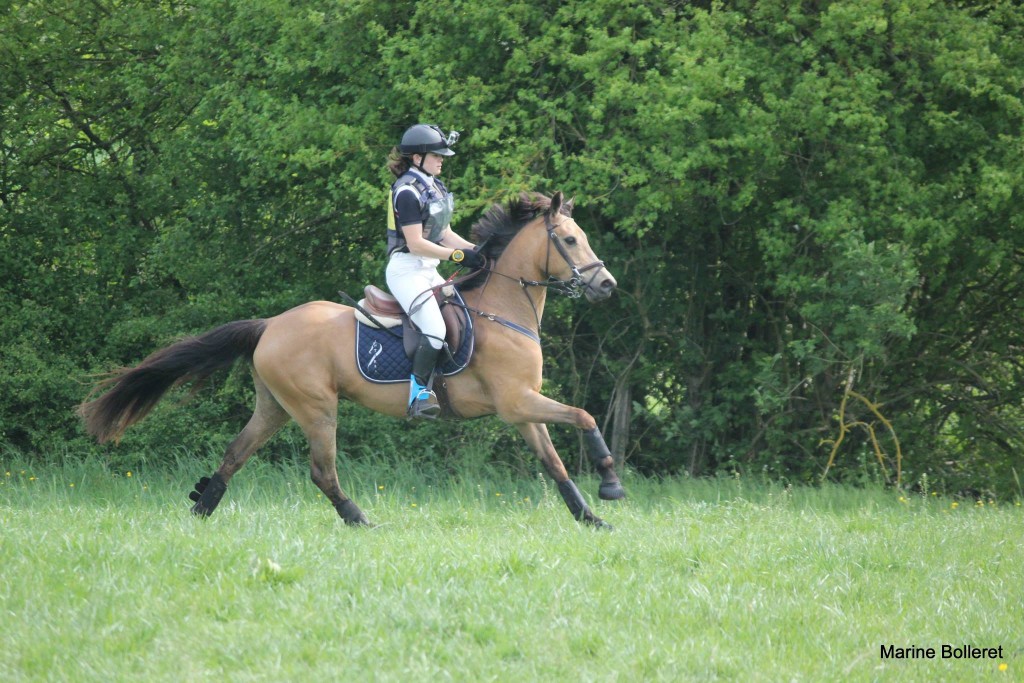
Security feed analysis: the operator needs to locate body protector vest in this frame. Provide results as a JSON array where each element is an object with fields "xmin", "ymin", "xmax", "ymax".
[{"xmin": 387, "ymin": 172, "xmax": 454, "ymax": 257}]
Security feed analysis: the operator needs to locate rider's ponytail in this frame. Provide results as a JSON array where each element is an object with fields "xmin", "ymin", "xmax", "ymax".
[{"xmin": 387, "ymin": 146, "xmax": 411, "ymax": 178}]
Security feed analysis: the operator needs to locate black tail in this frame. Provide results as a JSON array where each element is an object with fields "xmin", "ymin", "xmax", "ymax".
[{"xmin": 77, "ymin": 319, "xmax": 267, "ymax": 443}]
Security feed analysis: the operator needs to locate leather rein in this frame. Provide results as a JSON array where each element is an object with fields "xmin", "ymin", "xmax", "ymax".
[{"xmin": 448, "ymin": 211, "xmax": 605, "ymax": 344}]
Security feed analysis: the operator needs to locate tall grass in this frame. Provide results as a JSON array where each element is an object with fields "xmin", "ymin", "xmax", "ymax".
[{"xmin": 1, "ymin": 456, "xmax": 1020, "ymax": 682}]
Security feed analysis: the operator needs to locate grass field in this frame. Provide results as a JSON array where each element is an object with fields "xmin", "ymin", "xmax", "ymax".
[{"xmin": 1, "ymin": 456, "xmax": 1021, "ymax": 682}]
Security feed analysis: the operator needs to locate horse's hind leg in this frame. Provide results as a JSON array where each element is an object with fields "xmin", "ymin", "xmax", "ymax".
[
  {"xmin": 272, "ymin": 391, "xmax": 370, "ymax": 527},
  {"xmin": 190, "ymin": 373, "xmax": 290, "ymax": 517},
  {"xmin": 302, "ymin": 417, "xmax": 371, "ymax": 526}
]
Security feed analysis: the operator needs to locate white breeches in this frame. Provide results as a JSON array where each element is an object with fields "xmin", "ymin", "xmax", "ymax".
[{"xmin": 386, "ymin": 252, "xmax": 446, "ymax": 350}]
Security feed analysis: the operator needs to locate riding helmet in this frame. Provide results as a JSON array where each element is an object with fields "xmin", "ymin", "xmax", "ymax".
[{"xmin": 399, "ymin": 124, "xmax": 458, "ymax": 157}]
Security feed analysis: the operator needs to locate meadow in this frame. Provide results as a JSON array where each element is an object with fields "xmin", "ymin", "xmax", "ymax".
[{"xmin": 1, "ymin": 455, "xmax": 1020, "ymax": 682}]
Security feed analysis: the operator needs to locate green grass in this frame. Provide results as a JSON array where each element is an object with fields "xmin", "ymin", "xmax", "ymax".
[{"xmin": 1, "ymin": 457, "xmax": 1021, "ymax": 682}]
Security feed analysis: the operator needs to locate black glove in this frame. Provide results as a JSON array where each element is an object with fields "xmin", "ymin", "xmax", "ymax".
[{"xmin": 450, "ymin": 248, "xmax": 486, "ymax": 269}]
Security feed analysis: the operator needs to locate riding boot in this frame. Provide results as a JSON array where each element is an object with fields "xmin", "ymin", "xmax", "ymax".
[{"xmin": 408, "ymin": 337, "xmax": 442, "ymax": 419}]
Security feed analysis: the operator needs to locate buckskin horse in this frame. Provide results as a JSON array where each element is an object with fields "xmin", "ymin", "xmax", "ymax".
[{"xmin": 77, "ymin": 191, "xmax": 625, "ymax": 528}]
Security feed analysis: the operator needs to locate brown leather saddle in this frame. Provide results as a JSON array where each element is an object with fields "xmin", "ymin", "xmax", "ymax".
[{"xmin": 357, "ymin": 285, "xmax": 466, "ymax": 359}]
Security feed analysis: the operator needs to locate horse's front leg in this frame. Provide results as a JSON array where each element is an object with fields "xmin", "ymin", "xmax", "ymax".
[
  {"xmin": 515, "ymin": 422, "xmax": 611, "ymax": 529},
  {"xmin": 581, "ymin": 426, "xmax": 626, "ymax": 501},
  {"xmin": 503, "ymin": 391, "xmax": 626, "ymax": 501}
]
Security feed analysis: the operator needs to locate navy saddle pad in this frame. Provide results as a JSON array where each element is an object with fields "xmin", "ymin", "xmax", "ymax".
[{"xmin": 355, "ymin": 298, "xmax": 474, "ymax": 384}]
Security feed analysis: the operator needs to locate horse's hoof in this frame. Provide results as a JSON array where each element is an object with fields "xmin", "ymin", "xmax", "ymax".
[
  {"xmin": 598, "ymin": 482, "xmax": 626, "ymax": 500},
  {"xmin": 590, "ymin": 518, "xmax": 615, "ymax": 531},
  {"xmin": 188, "ymin": 473, "xmax": 226, "ymax": 517},
  {"xmin": 343, "ymin": 514, "xmax": 374, "ymax": 527},
  {"xmin": 190, "ymin": 503, "xmax": 213, "ymax": 518}
]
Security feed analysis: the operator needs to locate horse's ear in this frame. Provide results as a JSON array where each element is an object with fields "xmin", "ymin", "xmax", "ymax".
[
  {"xmin": 550, "ymin": 191, "xmax": 563, "ymax": 216},
  {"xmin": 565, "ymin": 195, "xmax": 576, "ymax": 215}
]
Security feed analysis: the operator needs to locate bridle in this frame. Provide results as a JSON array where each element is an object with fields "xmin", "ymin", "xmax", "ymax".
[
  {"xmin": 517, "ymin": 211, "xmax": 606, "ymax": 299},
  {"xmin": 446, "ymin": 209, "xmax": 606, "ymax": 344}
]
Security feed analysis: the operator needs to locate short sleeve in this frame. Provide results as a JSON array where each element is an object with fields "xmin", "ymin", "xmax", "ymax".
[{"xmin": 393, "ymin": 187, "xmax": 423, "ymax": 228}]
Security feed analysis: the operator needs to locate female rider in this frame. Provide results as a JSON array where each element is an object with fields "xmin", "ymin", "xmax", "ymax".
[{"xmin": 385, "ymin": 124, "xmax": 485, "ymax": 419}]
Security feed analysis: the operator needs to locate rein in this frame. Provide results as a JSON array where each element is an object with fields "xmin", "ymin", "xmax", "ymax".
[
  {"xmin": 522, "ymin": 212, "xmax": 605, "ymax": 299},
  {"xmin": 438, "ymin": 263, "xmax": 542, "ymax": 345},
  {"xmin": 444, "ymin": 209, "xmax": 605, "ymax": 344},
  {"xmin": 478, "ymin": 211, "xmax": 605, "ymax": 298}
]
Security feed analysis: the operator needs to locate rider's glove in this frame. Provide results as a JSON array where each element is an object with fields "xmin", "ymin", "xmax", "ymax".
[{"xmin": 450, "ymin": 248, "xmax": 486, "ymax": 269}]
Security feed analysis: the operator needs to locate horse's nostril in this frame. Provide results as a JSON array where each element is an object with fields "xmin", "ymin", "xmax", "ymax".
[{"xmin": 601, "ymin": 278, "xmax": 616, "ymax": 291}]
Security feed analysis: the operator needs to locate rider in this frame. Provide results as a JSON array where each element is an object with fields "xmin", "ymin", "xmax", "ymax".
[{"xmin": 386, "ymin": 124, "xmax": 485, "ymax": 419}]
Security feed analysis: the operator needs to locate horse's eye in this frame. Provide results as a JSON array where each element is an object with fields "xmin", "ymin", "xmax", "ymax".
[{"xmin": 564, "ymin": 236, "xmax": 577, "ymax": 246}]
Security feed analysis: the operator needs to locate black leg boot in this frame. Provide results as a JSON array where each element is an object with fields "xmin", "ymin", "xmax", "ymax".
[
  {"xmin": 408, "ymin": 337, "xmax": 442, "ymax": 419},
  {"xmin": 189, "ymin": 472, "xmax": 227, "ymax": 517},
  {"xmin": 557, "ymin": 479, "xmax": 613, "ymax": 530},
  {"xmin": 583, "ymin": 427, "xmax": 626, "ymax": 500}
]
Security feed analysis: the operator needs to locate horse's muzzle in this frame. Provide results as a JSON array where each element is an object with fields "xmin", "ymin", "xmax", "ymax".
[{"xmin": 585, "ymin": 269, "xmax": 617, "ymax": 302}]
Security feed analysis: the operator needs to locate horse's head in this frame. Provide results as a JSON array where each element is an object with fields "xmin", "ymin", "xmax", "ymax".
[
  {"xmin": 543, "ymin": 192, "xmax": 618, "ymax": 302},
  {"xmin": 466, "ymin": 191, "xmax": 617, "ymax": 301}
]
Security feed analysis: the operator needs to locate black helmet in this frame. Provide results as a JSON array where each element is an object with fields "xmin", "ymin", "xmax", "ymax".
[{"xmin": 399, "ymin": 124, "xmax": 459, "ymax": 157}]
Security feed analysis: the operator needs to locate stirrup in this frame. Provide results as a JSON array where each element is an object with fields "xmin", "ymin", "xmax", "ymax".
[{"xmin": 408, "ymin": 386, "xmax": 441, "ymax": 419}]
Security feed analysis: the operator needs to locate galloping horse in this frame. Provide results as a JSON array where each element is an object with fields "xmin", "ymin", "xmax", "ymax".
[{"xmin": 78, "ymin": 191, "xmax": 625, "ymax": 527}]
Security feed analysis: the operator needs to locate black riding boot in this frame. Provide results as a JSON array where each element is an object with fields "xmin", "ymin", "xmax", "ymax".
[{"xmin": 408, "ymin": 337, "xmax": 442, "ymax": 419}]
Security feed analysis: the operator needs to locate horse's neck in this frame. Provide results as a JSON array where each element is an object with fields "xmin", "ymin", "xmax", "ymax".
[{"xmin": 467, "ymin": 225, "xmax": 549, "ymax": 331}]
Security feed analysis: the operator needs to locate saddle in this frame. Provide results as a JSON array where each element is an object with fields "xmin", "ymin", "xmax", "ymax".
[{"xmin": 355, "ymin": 285, "xmax": 466, "ymax": 361}]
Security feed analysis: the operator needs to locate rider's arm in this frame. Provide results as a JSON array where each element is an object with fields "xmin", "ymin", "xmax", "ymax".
[
  {"xmin": 438, "ymin": 228, "xmax": 476, "ymax": 251},
  {"xmin": 401, "ymin": 223, "xmax": 460, "ymax": 260}
]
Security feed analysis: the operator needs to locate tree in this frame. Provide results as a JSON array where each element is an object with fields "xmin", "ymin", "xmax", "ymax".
[{"xmin": 1, "ymin": 0, "xmax": 1021, "ymax": 495}]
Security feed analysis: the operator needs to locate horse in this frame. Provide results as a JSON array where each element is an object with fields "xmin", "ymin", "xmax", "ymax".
[{"xmin": 77, "ymin": 191, "xmax": 625, "ymax": 528}]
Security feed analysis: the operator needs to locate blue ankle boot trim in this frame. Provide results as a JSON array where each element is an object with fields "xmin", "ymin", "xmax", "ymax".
[{"xmin": 409, "ymin": 376, "xmax": 433, "ymax": 405}]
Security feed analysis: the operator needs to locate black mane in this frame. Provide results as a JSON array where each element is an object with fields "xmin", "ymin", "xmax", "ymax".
[{"xmin": 458, "ymin": 192, "xmax": 574, "ymax": 292}]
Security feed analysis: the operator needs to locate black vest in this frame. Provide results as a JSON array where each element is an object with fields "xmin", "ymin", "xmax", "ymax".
[{"xmin": 387, "ymin": 172, "xmax": 454, "ymax": 257}]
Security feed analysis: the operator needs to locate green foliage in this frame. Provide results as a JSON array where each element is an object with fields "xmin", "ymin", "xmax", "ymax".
[{"xmin": 1, "ymin": 0, "xmax": 1022, "ymax": 493}]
